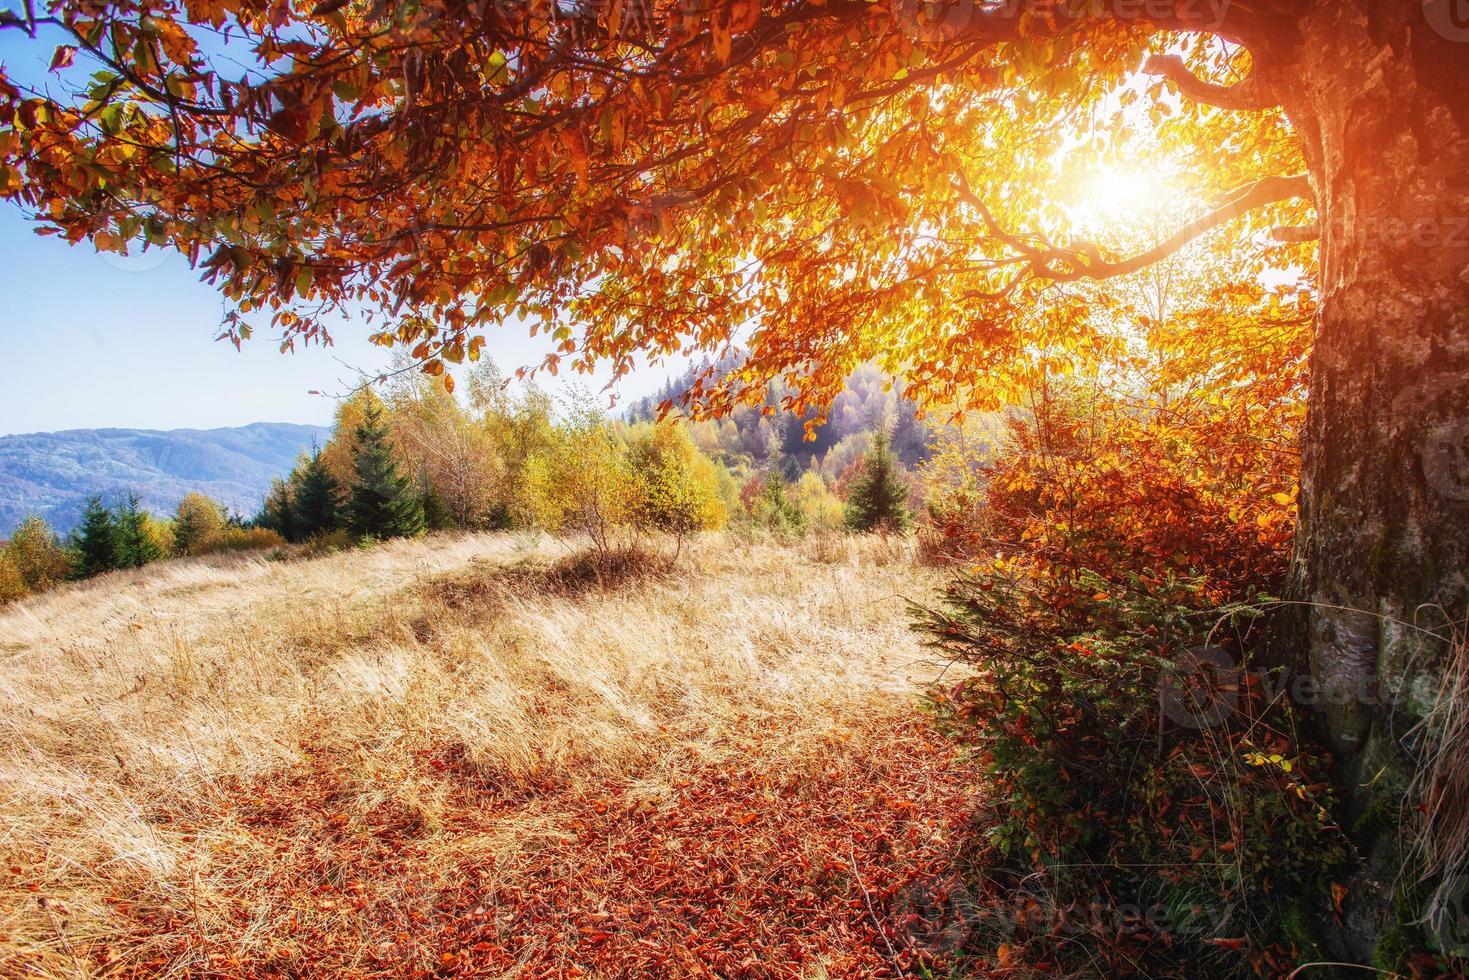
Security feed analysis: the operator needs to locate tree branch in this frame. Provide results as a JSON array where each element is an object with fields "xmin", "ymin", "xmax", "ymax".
[
  {"xmin": 1143, "ymin": 53, "xmax": 1277, "ymax": 111},
  {"xmin": 954, "ymin": 173, "xmax": 1315, "ymax": 284}
]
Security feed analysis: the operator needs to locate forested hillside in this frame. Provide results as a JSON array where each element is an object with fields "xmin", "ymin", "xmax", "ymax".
[{"xmin": 0, "ymin": 422, "xmax": 330, "ymax": 535}]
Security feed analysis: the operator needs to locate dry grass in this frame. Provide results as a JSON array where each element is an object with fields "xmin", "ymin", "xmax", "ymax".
[{"xmin": 0, "ymin": 532, "xmax": 975, "ymax": 978}]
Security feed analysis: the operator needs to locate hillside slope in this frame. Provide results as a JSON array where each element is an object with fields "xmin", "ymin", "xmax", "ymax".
[
  {"xmin": 0, "ymin": 421, "xmax": 331, "ymax": 535},
  {"xmin": 0, "ymin": 534, "xmax": 979, "ymax": 978}
]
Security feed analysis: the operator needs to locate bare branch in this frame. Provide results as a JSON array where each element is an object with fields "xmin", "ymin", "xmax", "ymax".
[{"xmin": 1144, "ymin": 53, "xmax": 1277, "ymax": 112}]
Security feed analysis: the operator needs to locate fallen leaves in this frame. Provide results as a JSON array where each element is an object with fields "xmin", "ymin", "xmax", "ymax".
[{"xmin": 83, "ymin": 721, "xmax": 980, "ymax": 978}]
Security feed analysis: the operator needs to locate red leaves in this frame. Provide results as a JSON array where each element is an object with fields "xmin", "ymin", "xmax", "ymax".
[{"xmin": 82, "ymin": 725, "xmax": 981, "ymax": 978}]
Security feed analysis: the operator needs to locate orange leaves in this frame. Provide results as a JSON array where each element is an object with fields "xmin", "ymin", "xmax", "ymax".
[
  {"xmin": 3, "ymin": 0, "xmax": 1305, "ymax": 431},
  {"xmin": 559, "ymin": 126, "xmax": 590, "ymax": 187},
  {"xmin": 99, "ymin": 724, "xmax": 981, "ymax": 978}
]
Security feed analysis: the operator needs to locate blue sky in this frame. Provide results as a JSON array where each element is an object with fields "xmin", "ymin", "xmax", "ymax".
[{"xmin": 0, "ymin": 26, "xmax": 680, "ymax": 438}]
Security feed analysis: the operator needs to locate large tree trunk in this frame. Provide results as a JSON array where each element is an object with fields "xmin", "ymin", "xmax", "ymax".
[{"xmin": 1267, "ymin": 0, "xmax": 1469, "ymax": 962}]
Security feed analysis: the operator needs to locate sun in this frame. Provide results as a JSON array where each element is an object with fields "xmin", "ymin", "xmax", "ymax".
[{"xmin": 1087, "ymin": 167, "xmax": 1153, "ymax": 218}]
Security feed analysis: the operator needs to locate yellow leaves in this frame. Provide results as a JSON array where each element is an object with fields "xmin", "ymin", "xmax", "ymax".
[{"xmin": 1244, "ymin": 751, "xmax": 1292, "ymax": 773}]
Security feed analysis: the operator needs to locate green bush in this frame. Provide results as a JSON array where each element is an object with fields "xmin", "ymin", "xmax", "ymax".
[{"xmin": 913, "ymin": 562, "xmax": 1347, "ymax": 976}]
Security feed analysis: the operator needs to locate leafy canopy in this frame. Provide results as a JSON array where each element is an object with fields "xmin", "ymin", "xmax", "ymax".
[{"xmin": 0, "ymin": 0, "xmax": 1311, "ymax": 416}]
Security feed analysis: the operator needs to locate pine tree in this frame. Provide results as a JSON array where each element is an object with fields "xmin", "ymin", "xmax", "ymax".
[
  {"xmin": 347, "ymin": 406, "xmax": 425, "ymax": 539},
  {"xmin": 751, "ymin": 473, "xmax": 805, "ymax": 533},
  {"xmin": 113, "ymin": 492, "xmax": 162, "ymax": 568},
  {"xmin": 74, "ymin": 495, "xmax": 120, "ymax": 577},
  {"xmin": 844, "ymin": 428, "xmax": 911, "ymax": 533},
  {"xmin": 292, "ymin": 449, "xmax": 341, "ymax": 540},
  {"xmin": 256, "ymin": 478, "xmax": 297, "ymax": 542}
]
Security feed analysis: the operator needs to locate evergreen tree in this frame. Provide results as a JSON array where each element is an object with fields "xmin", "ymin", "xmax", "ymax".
[
  {"xmin": 292, "ymin": 449, "xmax": 341, "ymax": 540},
  {"xmin": 418, "ymin": 480, "xmax": 454, "ymax": 532},
  {"xmin": 751, "ymin": 473, "xmax": 805, "ymax": 533},
  {"xmin": 74, "ymin": 495, "xmax": 120, "ymax": 577},
  {"xmin": 347, "ymin": 406, "xmax": 425, "ymax": 539},
  {"xmin": 256, "ymin": 477, "xmax": 297, "ymax": 541},
  {"xmin": 844, "ymin": 428, "xmax": 911, "ymax": 533},
  {"xmin": 113, "ymin": 492, "xmax": 162, "ymax": 568}
]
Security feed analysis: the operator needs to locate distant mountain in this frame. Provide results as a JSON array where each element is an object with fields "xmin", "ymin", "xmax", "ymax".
[{"xmin": 0, "ymin": 422, "xmax": 332, "ymax": 536}]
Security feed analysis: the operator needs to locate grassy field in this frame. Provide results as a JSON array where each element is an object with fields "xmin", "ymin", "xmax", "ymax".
[{"xmin": 0, "ymin": 534, "xmax": 980, "ymax": 978}]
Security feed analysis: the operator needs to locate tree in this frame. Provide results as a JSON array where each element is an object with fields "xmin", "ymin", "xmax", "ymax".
[
  {"xmin": 791, "ymin": 471, "xmax": 846, "ymax": 533},
  {"xmin": 523, "ymin": 397, "xmax": 641, "ymax": 555},
  {"xmin": 173, "ymin": 493, "xmax": 226, "ymax": 555},
  {"xmin": 844, "ymin": 428, "xmax": 911, "ymax": 533},
  {"xmin": 346, "ymin": 406, "xmax": 425, "ymax": 540},
  {"xmin": 7, "ymin": 0, "xmax": 1468, "ymax": 957},
  {"xmin": 73, "ymin": 496, "xmax": 119, "ymax": 578},
  {"xmin": 113, "ymin": 493, "xmax": 162, "ymax": 568},
  {"xmin": 626, "ymin": 421, "xmax": 728, "ymax": 552},
  {"xmin": 0, "ymin": 550, "xmax": 24, "ymax": 605},
  {"xmin": 5, "ymin": 515, "xmax": 73, "ymax": 590},
  {"xmin": 743, "ymin": 474, "xmax": 805, "ymax": 535},
  {"xmin": 292, "ymin": 450, "xmax": 342, "ymax": 540},
  {"xmin": 256, "ymin": 478, "xmax": 297, "ymax": 543},
  {"xmin": 386, "ymin": 365, "xmax": 505, "ymax": 528}
]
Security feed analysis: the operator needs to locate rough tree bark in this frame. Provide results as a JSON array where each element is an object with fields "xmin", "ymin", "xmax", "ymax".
[{"xmin": 1261, "ymin": 0, "xmax": 1469, "ymax": 961}]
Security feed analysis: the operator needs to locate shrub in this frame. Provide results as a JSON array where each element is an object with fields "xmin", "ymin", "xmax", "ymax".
[
  {"xmin": 196, "ymin": 526, "xmax": 287, "ymax": 555},
  {"xmin": 6, "ymin": 515, "xmax": 72, "ymax": 590},
  {"xmin": 0, "ymin": 550, "xmax": 27, "ymax": 605},
  {"xmin": 626, "ymin": 421, "xmax": 727, "ymax": 552},
  {"xmin": 173, "ymin": 493, "xmax": 227, "ymax": 556},
  {"xmin": 294, "ymin": 528, "xmax": 353, "ymax": 559},
  {"xmin": 524, "ymin": 399, "xmax": 641, "ymax": 555},
  {"xmin": 791, "ymin": 471, "xmax": 846, "ymax": 533},
  {"xmin": 739, "ymin": 473, "xmax": 805, "ymax": 535},
  {"xmin": 910, "ymin": 383, "xmax": 1340, "ymax": 975}
]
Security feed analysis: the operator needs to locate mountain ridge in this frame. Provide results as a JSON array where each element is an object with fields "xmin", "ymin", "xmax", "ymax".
[{"xmin": 0, "ymin": 421, "xmax": 332, "ymax": 535}]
